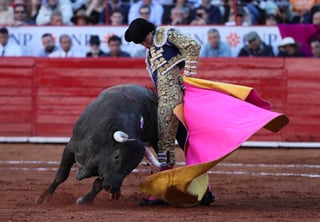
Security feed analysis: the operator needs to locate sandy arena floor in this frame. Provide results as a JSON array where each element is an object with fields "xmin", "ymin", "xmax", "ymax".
[{"xmin": 0, "ymin": 143, "xmax": 319, "ymax": 222}]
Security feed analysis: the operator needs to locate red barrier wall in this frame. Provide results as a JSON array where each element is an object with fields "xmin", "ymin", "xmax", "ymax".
[{"xmin": 0, "ymin": 57, "xmax": 319, "ymax": 142}]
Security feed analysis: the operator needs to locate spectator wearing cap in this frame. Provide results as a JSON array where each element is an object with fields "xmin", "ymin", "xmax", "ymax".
[
  {"xmin": 0, "ymin": 27, "xmax": 22, "ymax": 56},
  {"xmin": 277, "ymin": 37, "xmax": 304, "ymax": 57},
  {"xmin": 310, "ymin": 39, "xmax": 320, "ymax": 58},
  {"xmin": 71, "ymin": 9, "xmax": 92, "ymax": 25},
  {"xmin": 105, "ymin": 35, "xmax": 130, "ymax": 57},
  {"xmin": 238, "ymin": 31, "xmax": 274, "ymax": 57},
  {"xmin": 200, "ymin": 28, "xmax": 231, "ymax": 57},
  {"xmin": 86, "ymin": 35, "xmax": 107, "ymax": 57}
]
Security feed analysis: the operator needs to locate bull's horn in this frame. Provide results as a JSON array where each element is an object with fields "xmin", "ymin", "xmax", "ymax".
[
  {"xmin": 113, "ymin": 131, "xmax": 135, "ymax": 142},
  {"xmin": 144, "ymin": 147, "xmax": 161, "ymax": 168}
]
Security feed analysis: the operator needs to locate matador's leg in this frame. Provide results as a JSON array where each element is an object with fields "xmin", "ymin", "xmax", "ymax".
[{"xmin": 157, "ymin": 67, "xmax": 183, "ymax": 165}]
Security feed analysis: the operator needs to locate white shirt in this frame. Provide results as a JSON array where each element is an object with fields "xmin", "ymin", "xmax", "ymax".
[
  {"xmin": 48, "ymin": 49, "xmax": 83, "ymax": 58},
  {"xmin": 36, "ymin": 2, "xmax": 73, "ymax": 25},
  {"xmin": 128, "ymin": 1, "xmax": 164, "ymax": 25},
  {"xmin": 0, "ymin": 39, "xmax": 22, "ymax": 56},
  {"xmin": 153, "ymin": 0, "xmax": 173, "ymax": 5}
]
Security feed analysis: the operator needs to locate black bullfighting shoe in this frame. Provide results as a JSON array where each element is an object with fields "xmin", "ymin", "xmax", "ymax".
[
  {"xmin": 199, "ymin": 191, "xmax": 215, "ymax": 206},
  {"xmin": 139, "ymin": 196, "xmax": 168, "ymax": 206}
]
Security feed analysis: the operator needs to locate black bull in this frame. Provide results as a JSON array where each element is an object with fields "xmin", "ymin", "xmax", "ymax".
[{"xmin": 36, "ymin": 84, "xmax": 186, "ymax": 204}]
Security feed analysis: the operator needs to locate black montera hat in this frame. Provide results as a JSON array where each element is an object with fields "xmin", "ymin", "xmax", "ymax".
[
  {"xmin": 89, "ymin": 35, "xmax": 100, "ymax": 45},
  {"xmin": 245, "ymin": 31, "xmax": 259, "ymax": 42},
  {"xmin": 125, "ymin": 18, "xmax": 156, "ymax": 44}
]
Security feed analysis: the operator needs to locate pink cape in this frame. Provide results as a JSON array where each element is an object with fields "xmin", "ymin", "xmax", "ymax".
[
  {"xmin": 182, "ymin": 79, "xmax": 289, "ymax": 165},
  {"xmin": 139, "ymin": 77, "xmax": 289, "ymax": 207}
]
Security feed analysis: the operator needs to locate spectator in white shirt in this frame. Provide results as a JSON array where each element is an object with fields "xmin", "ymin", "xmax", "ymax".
[
  {"xmin": 128, "ymin": 0, "xmax": 164, "ymax": 25},
  {"xmin": 0, "ymin": 27, "xmax": 22, "ymax": 56},
  {"xmin": 49, "ymin": 34, "xmax": 83, "ymax": 57},
  {"xmin": 47, "ymin": 11, "xmax": 64, "ymax": 25},
  {"xmin": 36, "ymin": 0, "xmax": 73, "ymax": 25},
  {"xmin": 200, "ymin": 28, "xmax": 231, "ymax": 57},
  {"xmin": 0, "ymin": 0, "xmax": 14, "ymax": 25},
  {"xmin": 138, "ymin": 4, "xmax": 151, "ymax": 21},
  {"xmin": 37, "ymin": 33, "xmax": 59, "ymax": 57},
  {"xmin": 69, "ymin": 0, "xmax": 86, "ymax": 12}
]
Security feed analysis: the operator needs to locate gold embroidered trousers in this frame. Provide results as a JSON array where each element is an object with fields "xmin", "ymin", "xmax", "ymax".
[{"xmin": 157, "ymin": 66, "xmax": 183, "ymax": 165}]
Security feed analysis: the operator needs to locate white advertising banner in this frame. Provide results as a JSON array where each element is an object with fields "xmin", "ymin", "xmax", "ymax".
[{"xmin": 7, "ymin": 25, "xmax": 282, "ymax": 57}]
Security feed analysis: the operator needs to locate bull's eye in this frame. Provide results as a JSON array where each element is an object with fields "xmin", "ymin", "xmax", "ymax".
[
  {"xmin": 112, "ymin": 150, "xmax": 121, "ymax": 164},
  {"xmin": 113, "ymin": 154, "xmax": 121, "ymax": 164}
]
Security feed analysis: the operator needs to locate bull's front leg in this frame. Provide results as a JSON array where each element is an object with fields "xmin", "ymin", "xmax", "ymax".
[
  {"xmin": 35, "ymin": 144, "xmax": 75, "ymax": 204},
  {"xmin": 76, "ymin": 177, "xmax": 103, "ymax": 204}
]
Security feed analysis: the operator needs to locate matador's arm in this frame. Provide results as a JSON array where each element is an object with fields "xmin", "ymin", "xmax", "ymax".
[{"xmin": 167, "ymin": 28, "xmax": 201, "ymax": 76}]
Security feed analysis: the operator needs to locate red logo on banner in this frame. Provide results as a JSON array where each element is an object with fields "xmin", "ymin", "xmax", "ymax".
[
  {"xmin": 103, "ymin": 33, "xmax": 115, "ymax": 44},
  {"xmin": 226, "ymin": 32, "xmax": 241, "ymax": 47}
]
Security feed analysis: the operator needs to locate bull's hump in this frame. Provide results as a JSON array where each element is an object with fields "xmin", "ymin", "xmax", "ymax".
[{"xmin": 101, "ymin": 84, "xmax": 155, "ymax": 104}]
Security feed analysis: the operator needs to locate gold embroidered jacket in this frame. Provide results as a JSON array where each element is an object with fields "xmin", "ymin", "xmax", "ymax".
[{"xmin": 146, "ymin": 26, "xmax": 201, "ymax": 80}]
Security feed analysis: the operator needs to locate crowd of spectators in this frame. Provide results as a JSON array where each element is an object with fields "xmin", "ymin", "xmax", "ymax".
[{"xmin": 0, "ymin": 0, "xmax": 320, "ymax": 26}]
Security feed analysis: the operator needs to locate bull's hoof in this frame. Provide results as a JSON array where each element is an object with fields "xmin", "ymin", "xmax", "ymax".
[
  {"xmin": 76, "ymin": 196, "xmax": 93, "ymax": 205},
  {"xmin": 104, "ymin": 186, "xmax": 121, "ymax": 200},
  {"xmin": 139, "ymin": 198, "xmax": 168, "ymax": 206},
  {"xmin": 199, "ymin": 191, "xmax": 215, "ymax": 206},
  {"xmin": 35, "ymin": 192, "xmax": 52, "ymax": 204},
  {"xmin": 109, "ymin": 191, "xmax": 121, "ymax": 200}
]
